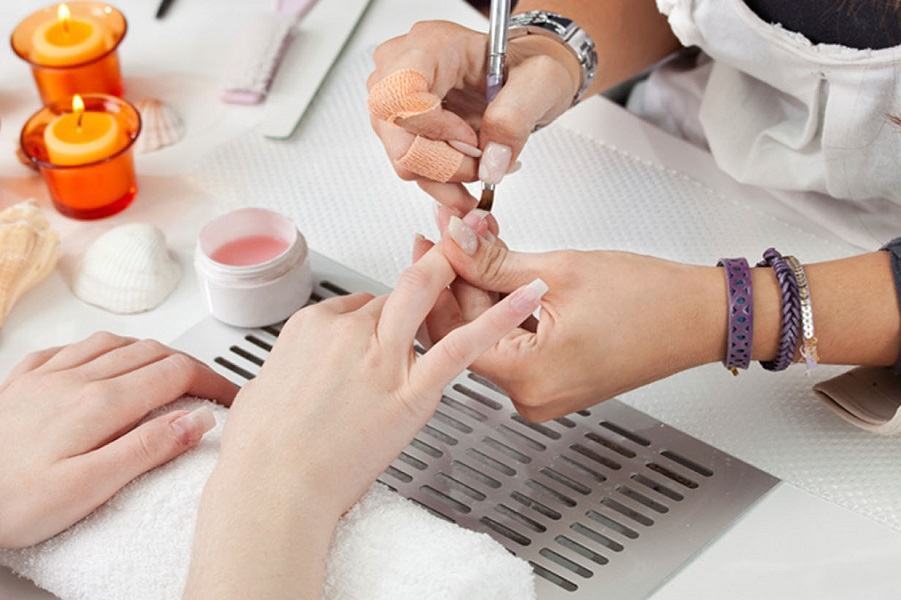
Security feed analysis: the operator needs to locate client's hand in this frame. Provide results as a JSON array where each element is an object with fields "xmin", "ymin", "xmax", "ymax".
[
  {"xmin": 185, "ymin": 245, "xmax": 547, "ymax": 599},
  {"xmin": 0, "ymin": 333, "xmax": 237, "ymax": 549},
  {"xmin": 429, "ymin": 213, "xmax": 729, "ymax": 421}
]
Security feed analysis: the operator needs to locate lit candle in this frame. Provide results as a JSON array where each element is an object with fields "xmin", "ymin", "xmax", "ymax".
[
  {"xmin": 21, "ymin": 93, "xmax": 141, "ymax": 220},
  {"xmin": 30, "ymin": 4, "xmax": 110, "ymax": 67},
  {"xmin": 12, "ymin": 3, "xmax": 128, "ymax": 106},
  {"xmin": 43, "ymin": 94, "xmax": 124, "ymax": 166}
]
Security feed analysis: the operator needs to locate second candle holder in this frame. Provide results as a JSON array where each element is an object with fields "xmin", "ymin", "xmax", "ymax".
[{"xmin": 20, "ymin": 93, "xmax": 141, "ymax": 220}]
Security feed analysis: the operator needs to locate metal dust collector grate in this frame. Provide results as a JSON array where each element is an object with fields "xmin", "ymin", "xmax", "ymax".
[{"xmin": 173, "ymin": 252, "xmax": 778, "ymax": 599}]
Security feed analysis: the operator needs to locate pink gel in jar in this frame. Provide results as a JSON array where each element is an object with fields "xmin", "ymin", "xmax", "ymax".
[
  {"xmin": 210, "ymin": 235, "xmax": 291, "ymax": 266},
  {"xmin": 195, "ymin": 208, "xmax": 313, "ymax": 328}
]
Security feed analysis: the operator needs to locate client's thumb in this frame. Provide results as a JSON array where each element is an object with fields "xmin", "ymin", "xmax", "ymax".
[{"xmin": 442, "ymin": 215, "xmax": 538, "ymax": 293}]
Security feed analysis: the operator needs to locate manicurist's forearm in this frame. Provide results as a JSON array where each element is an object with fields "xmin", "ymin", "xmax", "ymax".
[
  {"xmin": 184, "ymin": 464, "xmax": 340, "ymax": 600},
  {"xmin": 722, "ymin": 252, "xmax": 900, "ymax": 367},
  {"xmin": 514, "ymin": 0, "xmax": 681, "ymax": 94},
  {"xmin": 801, "ymin": 251, "xmax": 899, "ymax": 365},
  {"xmin": 689, "ymin": 251, "xmax": 899, "ymax": 369}
]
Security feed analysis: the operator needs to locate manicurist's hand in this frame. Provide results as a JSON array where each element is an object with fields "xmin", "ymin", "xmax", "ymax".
[
  {"xmin": 430, "ymin": 211, "xmax": 901, "ymax": 422},
  {"xmin": 185, "ymin": 245, "xmax": 547, "ymax": 600},
  {"xmin": 367, "ymin": 20, "xmax": 580, "ymax": 212},
  {"xmin": 429, "ymin": 212, "xmax": 731, "ymax": 421},
  {"xmin": 0, "ymin": 333, "xmax": 237, "ymax": 549}
]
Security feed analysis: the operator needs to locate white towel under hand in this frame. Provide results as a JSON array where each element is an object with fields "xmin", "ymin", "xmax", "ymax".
[{"xmin": 0, "ymin": 399, "xmax": 536, "ymax": 600}]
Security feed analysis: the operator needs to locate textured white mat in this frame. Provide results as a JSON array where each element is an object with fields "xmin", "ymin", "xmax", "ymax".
[{"xmin": 194, "ymin": 52, "xmax": 901, "ymax": 531}]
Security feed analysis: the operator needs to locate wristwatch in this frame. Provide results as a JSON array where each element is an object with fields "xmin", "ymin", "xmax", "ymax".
[{"xmin": 508, "ymin": 10, "xmax": 598, "ymax": 106}]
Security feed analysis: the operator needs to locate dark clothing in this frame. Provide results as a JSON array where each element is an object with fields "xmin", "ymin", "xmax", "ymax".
[{"xmin": 744, "ymin": 0, "xmax": 900, "ymax": 50}]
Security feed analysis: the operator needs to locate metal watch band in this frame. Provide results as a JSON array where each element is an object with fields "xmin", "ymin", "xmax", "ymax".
[{"xmin": 508, "ymin": 10, "xmax": 598, "ymax": 106}]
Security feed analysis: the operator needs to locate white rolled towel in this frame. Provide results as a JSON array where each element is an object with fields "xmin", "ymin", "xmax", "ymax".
[{"xmin": 0, "ymin": 399, "xmax": 536, "ymax": 600}]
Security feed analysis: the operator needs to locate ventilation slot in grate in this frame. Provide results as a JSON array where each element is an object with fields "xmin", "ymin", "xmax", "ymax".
[{"xmin": 171, "ymin": 254, "xmax": 779, "ymax": 600}]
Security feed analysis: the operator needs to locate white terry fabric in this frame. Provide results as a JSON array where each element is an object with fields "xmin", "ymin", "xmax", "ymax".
[
  {"xmin": 0, "ymin": 399, "xmax": 536, "ymax": 600},
  {"xmin": 637, "ymin": 0, "xmax": 901, "ymax": 250}
]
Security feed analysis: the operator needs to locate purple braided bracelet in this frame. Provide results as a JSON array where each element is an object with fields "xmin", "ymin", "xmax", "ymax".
[
  {"xmin": 717, "ymin": 257, "xmax": 753, "ymax": 374},
  {"xmin": 757, "ymin": 248, "xmax": 801, "ymax": 371}
]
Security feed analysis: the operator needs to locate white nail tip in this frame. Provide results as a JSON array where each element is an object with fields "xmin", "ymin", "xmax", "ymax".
[
  {"xmin": 479, "ymin": 142, "xmax": 512, "ymax": 185},
  {"xmin": 526, "ymin": 278, "xmax": 549, "ymax": 299},
  {"xmin": 448, "ymin": 140, "xmax": 483, "ymax": 158},
  {"xmin": 448, "ymin": 216, "xmax": 478, "ymax": 255},
  {"xmin": 172, "ymin": 407, "xmax": 216, "ymax": 442}
]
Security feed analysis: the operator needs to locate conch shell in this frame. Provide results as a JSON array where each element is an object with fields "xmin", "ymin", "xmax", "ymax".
[
  {"xmin": 72, "ymin": 223, "xmax": 181, "ymax": 314},
  {"xmin": 134, "ymin": 98, "xmax": 186, "ymax": 154},
  {"xmin": 0, "ymin": 201, "xmax": 60, "ymax": 327}
]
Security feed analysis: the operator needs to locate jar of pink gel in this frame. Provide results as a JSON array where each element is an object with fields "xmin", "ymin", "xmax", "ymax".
[{"xmin": 195, "ymin": 208, "xmax": 313, "ymax": 328}]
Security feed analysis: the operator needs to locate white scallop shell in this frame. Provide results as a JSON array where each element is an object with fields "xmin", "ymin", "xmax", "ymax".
[
  {"xmin": 73, "ymin": 224, "xmax": 181, "ymax": 314},
  {"xmin": 134, "ymin": 98, "xmax": 186, "ymax": 154},
  {"xmin": 0, "ymin": 200, "xmax": 60, "ymax": 326}
]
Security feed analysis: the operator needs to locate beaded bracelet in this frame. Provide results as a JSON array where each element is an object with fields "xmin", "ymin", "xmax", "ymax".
[
  {"xmin": 784, "ymin": 255, "xmax": 819, "ymax": 372},
  {"xmin": 717, "ymin": 257, "xmax": 753, "ymax": 375},
  {"xmin": 756, "ymin": 248, "xmax": 801, "ymax": 372}
]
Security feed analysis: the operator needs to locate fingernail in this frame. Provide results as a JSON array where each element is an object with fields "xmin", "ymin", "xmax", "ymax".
[
  {"xmin": 479, "ymin": 142, "xmax": 512, "ymax": 185},
  {"xmin": 482, "ymin": 231, "xmax": 497, "ymax": 244},
  {"xmin": 448, "ymin": 140, "xmax": 482, "ymax": 158},
  {"xmin": 462, "ymin": 208, "xmax": 490, "ymax": 229},
  {"xmin": 509, "ymin": 278, "xmax": 549, "ymax": 313},
  {"xmin": 414, "ymin": 232, "xmax": 427, "ymax": 244},
  {"xmin": 448, "ymin": 215, "xmax": 478, "ymax": 255},
  {"xmin": 507, "ymin": 160, "xmax": 522, "ymax": 175},
  {"xmin": 171, "ymin": 407, "xmax": 216, "ymax": 445}
]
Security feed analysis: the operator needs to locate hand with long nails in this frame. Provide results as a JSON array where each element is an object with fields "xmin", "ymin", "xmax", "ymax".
[
  {"xmin": 367, "ymin": 20, "xmax": 580, "ymax": 214},
  {"xmin": 0, "ymin": 334, "xmax": 236, "ymax": 549},
  {"xmin": 422, "ymin": 208, "xmax": 730, "ymax": 421},
  {"xmin": 185, "ymin": 244, "xmax": 547, "ymax": 598}
]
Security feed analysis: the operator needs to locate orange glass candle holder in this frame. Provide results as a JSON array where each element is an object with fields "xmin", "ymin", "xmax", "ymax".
[
  {"xmin": 11, "ymin": 2, "xmax": 127, "ymax": 106},
  {"xmin": 20, "ymin": 94, "xmax": 142, "ymax": 220}
]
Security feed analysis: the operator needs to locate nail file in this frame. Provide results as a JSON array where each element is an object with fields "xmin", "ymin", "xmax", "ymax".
[
  {"xmin": 220, "ymin": 0, "xmax": 318, "ymax": 105},
  {"xmin": 259, "ymin": 0, "xmax": 373, "ymax": 139}
]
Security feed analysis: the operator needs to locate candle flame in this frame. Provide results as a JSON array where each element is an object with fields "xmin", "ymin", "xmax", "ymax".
[
  {"xmin": 57, "ymin": 3, "xmax": 71, "ymax": 24},
  {"xmin": 72, "ymin": 94, "xmax": 85, "ymax": 128}
]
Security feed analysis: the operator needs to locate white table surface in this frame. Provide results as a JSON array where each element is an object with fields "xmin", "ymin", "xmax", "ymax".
[{"xmin": 0, "ymin": 0, "xmax": 898, "ymax": 598}]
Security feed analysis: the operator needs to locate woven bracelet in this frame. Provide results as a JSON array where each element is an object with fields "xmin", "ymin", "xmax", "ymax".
[
  {"xmin": 757, "ymin": 248, "xmax": 801, "ymax": 372},
  {"xmin": 717, "ymin": 257, "xmax": 753, "ymax": 375}
]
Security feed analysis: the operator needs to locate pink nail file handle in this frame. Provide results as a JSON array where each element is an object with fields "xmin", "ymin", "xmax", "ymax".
[
  {"xmin": 221, "ymin": 0, "xmax": 320, "ymax": 105},
  {"xmin": 276, "ymin": 0, "xmax": 317, "ymax": 17}
]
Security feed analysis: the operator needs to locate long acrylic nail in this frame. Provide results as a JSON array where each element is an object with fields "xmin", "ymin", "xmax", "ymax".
[
  {"xmin": 448, "ymin": 215, "xmax": 479, "ymax": 255},
  {"xmin": 507, "ymin": 160, "xmax": 522, "ymax": 175},
  {"xmin": 462, "ymin": 208, "xmax": 490, "ymax": 229},
  {"xmin": 171, "ymin": 407, "xmax": 216, "ymax": 444},
  {"xmin": 479, "ymin": 142, "xmax": 512, "ymax": 185},
  {"xmin": 448, "ymin": 140, "xmax": 482, "ymax": 158},
  {"xmin": 509, "ymin": 278, "xmax": 549, "ymax": 313}
]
